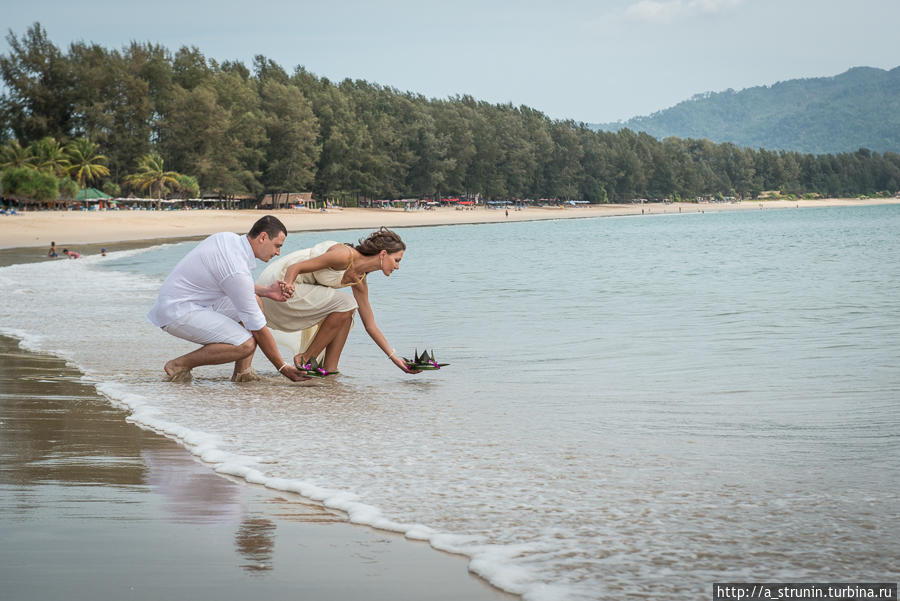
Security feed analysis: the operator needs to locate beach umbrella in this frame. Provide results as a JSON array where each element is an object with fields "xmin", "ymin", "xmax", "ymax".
[{"xmin": 74, "ymin": 187, "xmax": 112, "ymax": 202}]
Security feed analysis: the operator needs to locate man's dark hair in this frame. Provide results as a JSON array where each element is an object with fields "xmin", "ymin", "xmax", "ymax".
[{"xmin": 248, "ymin": 215, "xmax": 287, "ymax": 239}]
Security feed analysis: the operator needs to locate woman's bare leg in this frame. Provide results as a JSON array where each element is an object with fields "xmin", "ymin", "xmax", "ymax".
[
  {"xmin": 294, "ymin": 310, "xmax": 355, "ymax": 372},
  {"xmin": 322, "ymin": 311, "xmax": 354, "ymax": 372}
]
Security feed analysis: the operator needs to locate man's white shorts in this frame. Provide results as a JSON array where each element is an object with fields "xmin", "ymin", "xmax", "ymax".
[{"xmin": 161, "ymin": 299, "xmax": 253, "ymax": 346}]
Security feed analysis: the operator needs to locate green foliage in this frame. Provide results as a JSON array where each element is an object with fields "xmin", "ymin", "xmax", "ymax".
[
  {"xmin": 0, "ymin": 23, "xmax": 75, "ymax": 142},
  {"xmin": 175, "ymin": 173, "xmax": 199, "ymax": 198},
  {"xmin": 2, "ymin": 24, "xmax": 899, "ymax": 203},
  {"xmin": 58, "ymin": 176, "xmax": 78, "ymax": 199},
  {"xmin": 1, "ymin": 165, "xmax": 59, "ymax": 200},
  {"xmin": 0, "ymin": 139, "xmax": 33, "ymax": 169},
  {"xmin": 125, "ymin": 152, "xmax": 180, "ymax": 199},
  {"xmin": 259, "ymin": 79, "xmax": 319, "ymax": 193},
  {"xmin": 102, "ymin": 179, "xmax": 121, "ymax": 197},
  {"xmin": 65, "ymin": 137, "xmax": 110, "ymax": 190},
  {"xmin": 31, "ymin": 137, "xmax": 70, "ymax": 176},
  {"xmin": 593, "ymin": 67, "xmax": 900, "ymax": 155}
]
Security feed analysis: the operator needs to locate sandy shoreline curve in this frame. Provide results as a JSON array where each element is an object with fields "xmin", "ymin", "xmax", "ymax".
[
  {"xmin": 0, "ymin": 335, "xmax": 514, "ymax": 601},
  {"xmin": 2, "ymin": 198, "xmax": 898, "ymax": 250}
]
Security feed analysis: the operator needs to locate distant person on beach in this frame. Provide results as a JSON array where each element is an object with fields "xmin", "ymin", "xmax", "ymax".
[
  {"xmin": 147, "ymin": 215, "xmax": 305, "ymax": 382},
  {"xmin": 100, "ymin": 248, "xmax": 107, "ymax": 256},
  {"xmin": 62, "ymin": 248, "xmax": 80, "ymax": 259},
  {"xmin": 48, "ymin": 241, "xmax": 58, "ymax": 258},
  {"xmin": 252, "ymin": 227, "xmax": 420, "ymax": 377}
]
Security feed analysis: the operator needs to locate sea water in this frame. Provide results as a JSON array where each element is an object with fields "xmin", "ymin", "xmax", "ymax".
[{"xmin": 1, "ymin": 205, "xmax": 898, "ymax": 600}]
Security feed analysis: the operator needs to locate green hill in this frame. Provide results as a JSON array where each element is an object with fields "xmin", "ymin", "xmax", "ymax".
[{"xmin": 591, "ymin": 67, "xmax": 900, "ymax": 155}]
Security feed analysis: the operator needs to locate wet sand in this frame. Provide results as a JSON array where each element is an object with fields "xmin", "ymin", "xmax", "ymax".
[{"xmin": 0, "ymin": 335, "xmax": 515, "ymax": 601}]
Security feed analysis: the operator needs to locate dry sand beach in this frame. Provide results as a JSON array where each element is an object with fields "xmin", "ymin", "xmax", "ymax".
[{"xmin": 2, "ymin": 198, "xmax": 899, "ymax": 251}]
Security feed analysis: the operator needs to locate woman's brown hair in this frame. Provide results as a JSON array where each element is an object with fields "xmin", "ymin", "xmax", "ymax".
[{"xmin": 351, "ymin": 227, "xmax": 406, "ymax": 256}]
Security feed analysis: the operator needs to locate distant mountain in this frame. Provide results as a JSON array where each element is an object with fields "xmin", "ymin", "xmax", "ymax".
[{"xmin": 590, "ymin": 67, "xmax": 900, "ymax": 155}]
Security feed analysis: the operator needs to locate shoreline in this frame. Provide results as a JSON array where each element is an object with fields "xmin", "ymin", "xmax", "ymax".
[
  {"xmin": 3, "ymin": 200, "xmax": 896, "ymax": 598},
  {"xmin": 0, "ymin": 334, "xmax": 516, "ymax": 601},
  {"xmin": 2, "ymin": 199, "xmax": 898, "ymax": 253}
]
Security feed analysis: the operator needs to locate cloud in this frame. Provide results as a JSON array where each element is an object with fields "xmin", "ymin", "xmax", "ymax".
[{"xmin": 625, "ymin": 0, "xmax": 742, "ymax": 22}]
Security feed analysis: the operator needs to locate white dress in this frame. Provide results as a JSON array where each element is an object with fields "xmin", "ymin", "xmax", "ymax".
[{"xmin": 256, "ymin": 241, "xmax": 360, "ymax": 358}]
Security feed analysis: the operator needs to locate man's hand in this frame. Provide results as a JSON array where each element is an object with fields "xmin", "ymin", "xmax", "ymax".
[
  {"xmin": 280, "ymin": 279, "xmax": 295, "ymax": 298},
  {"xmin": 279, "ymin": 364, "xmax": 310, "ymax": 381}
]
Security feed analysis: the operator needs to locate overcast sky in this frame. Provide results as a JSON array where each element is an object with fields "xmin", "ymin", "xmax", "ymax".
[{"xmin": 3, "ymin": 0, "xmax": 898, "ymax": 123}]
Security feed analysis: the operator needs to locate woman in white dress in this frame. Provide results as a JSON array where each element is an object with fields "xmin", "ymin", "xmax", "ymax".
[{"xmin": 253, "ymin": 227, "xmax": 418, "ymax": 376}]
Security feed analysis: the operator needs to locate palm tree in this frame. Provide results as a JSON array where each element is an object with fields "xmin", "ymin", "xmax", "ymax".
[
  {"xmin": 31, "ymin": 137, "xmax": 70, "ymax": 176},
  {"xmin": 0, "ymin": 140, "xmax": 35, "ymax": 170},
  {"xmin": 66, "ymin": 138, "xmax": 111, "ymax": 193},
  {"xmin": 175, "ymin": 173, "xmax": 199, "ymax": 199},
  {"xmin": 125, "ymin": 153, "xmax": 181, "ymax": 209}
]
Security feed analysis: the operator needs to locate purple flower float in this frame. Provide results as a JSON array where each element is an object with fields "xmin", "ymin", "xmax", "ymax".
[{"xmin": 403, "ymin": 349, "xmax": 449, "ymax": 371}]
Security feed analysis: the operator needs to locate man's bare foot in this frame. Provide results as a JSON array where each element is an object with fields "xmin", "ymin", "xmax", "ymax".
[{"xmin": 164, "ymin": 360, "xmax": 192, "ymax": 382}]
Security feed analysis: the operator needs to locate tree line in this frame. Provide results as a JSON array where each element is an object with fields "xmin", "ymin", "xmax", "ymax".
[
  {"xmin": 2, "ymin": 23, "xmax": 899, "ymax": 205},
  {"xmin": 0, "ymin": 134, "xmax": 198, "ymax": 207}
]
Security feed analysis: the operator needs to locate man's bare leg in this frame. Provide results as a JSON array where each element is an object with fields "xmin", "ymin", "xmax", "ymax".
[
  {"xmin": 231, "ymin": 351, "xmax": 258, "ymax": 382},
  {"xmin": 231, "ymin": 298, "xmax": 264, "ymax": 381},
  {"xmin": 164, "ymin": 338, "xmax": 256, "ymax": 380}
]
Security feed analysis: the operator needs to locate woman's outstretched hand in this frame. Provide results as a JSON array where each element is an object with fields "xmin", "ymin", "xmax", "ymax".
[{"xmin": 392, "ymin": 355, "xmax": 421, "ymax": 374}]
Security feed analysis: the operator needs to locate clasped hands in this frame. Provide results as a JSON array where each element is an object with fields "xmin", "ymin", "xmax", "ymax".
[{"xmin": 260, "ymin": 280, "xmax": 295, "ymax": 302}]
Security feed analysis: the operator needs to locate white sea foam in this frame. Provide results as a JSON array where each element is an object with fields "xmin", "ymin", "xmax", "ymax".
[
  {"xmin": 0, "ymin": 243, "xmax": 590, "ymax": 600},
  {"xmin": 0, "ymin": 247, "xmax": 556, "ymax": 595},
  {"xmin": 3, "ymin": 211, "xmax": 900, "ymax": 601}
]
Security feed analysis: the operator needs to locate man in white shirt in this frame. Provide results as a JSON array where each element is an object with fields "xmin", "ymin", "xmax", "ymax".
[{"xmin": 148, "ymin": 215, "xmax": 305, "ymax": 381}]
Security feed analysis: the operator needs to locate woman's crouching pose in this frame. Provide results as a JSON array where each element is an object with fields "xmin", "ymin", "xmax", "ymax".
[{"xmin": 250, "ymin": 227, "xmax": 419, "ymax": 376}]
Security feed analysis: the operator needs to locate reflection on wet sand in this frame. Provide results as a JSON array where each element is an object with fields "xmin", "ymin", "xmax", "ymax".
[
  {"xmin": 142, "ymin": 447, "xmax": 245, "ymax": 524},
  {"xmin": 0, "ymin": 343, "xmax": 149, "ymax": 494},
  {"xmin": 0, "ymin": 333, "xmax": 341, "ymax": 574},
  {"xmin": 0, "ymin": 336, "xmax": 514, "ymax": 601},
  {"xmin": 142, "ymin": 447, "xmax": 281, "ymax": 573},
  {"xmin": 235, "ymin": 517, "xmax": 276, "ymax": 571},
  {"xmin": 0, "ymin": 335, "xmax": 301, "ymax": 579}
]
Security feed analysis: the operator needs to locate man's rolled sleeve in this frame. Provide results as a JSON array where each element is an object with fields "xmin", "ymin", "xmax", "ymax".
[{"xmin": 220, "ymin": 272, "xmax": 267, "ymax": 331}]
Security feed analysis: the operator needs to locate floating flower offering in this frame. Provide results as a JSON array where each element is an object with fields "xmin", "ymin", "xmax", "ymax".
[
  {"xmin": 403, "ymin": 349, "xmax": 449, "ymax": 370},
  {"xmin": 296, "ymin": 355, "xmax": 331, "ymax": 378}
]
